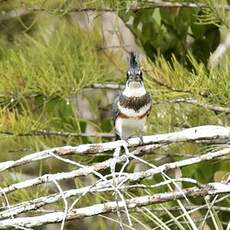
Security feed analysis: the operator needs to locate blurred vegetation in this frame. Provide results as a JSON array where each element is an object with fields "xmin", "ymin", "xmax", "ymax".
[{"xmin": 0, "ymin": 0, "xmax": 229, "ymax": 229}]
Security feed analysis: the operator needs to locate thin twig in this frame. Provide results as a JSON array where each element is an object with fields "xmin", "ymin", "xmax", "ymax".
[
  {"xmin": 0, "ymin": 182, "xmax": 229, "ymax": 229},
  {"xmin": 159, "ymin": 194, "xmax": 230, "ymax": 230},
  {"xmin": 163, "ymin": 98, "xmax": 230, "ymax": 114},
  {"xmin": 0, "ymin": 144, "xmax": 160, "ymax": 196},
  {"xmin": 0, "ymin": 130, "xmax": 114, "ymax": 138},
  {"xmin": 52, "ymin": 179, "xmax": 68, "ymax": 230},
  {"xmin": 87, "ymin": 83, "xmax": 125, "ymax": 90},
  {"xmin": 0, "ymin": 146, "xmax": 229, "ymax": 200},
  {"xmin": 0, "ymin": 125, "xmax": 229, "ymax": 172},
  {"xmin": 0, "ymin": 178, "xmax": 202, "ymax": 219},
  {"xmin": 136, "ymin": 205, "xmax": 230, "ymax": 213}
]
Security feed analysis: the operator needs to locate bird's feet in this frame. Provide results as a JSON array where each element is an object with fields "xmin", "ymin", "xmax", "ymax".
[
  {"xmin": 126, "ymin": 135, "xmax": 144, "ymax": 145},
  {"xmin": 138, "ymin": 136, "xmax": 144, "ymax": 145}
]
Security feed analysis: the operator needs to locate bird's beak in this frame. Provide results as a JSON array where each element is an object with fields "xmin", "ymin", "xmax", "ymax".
[{"xmin": 127, "ymin": 76, "xmax": 142, "ymax": 87}]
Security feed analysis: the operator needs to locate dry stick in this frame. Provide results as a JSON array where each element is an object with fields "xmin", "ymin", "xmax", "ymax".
[
  {"xmin": 111, "ymin": 147, "xmax": 125, "ymax": 230},
  {"xmin": 0, "ymin": 177, "xmax": 117, "ymax": 220},
  {"xmin": 127, "ymin": 147, "xmax": 230, "ymax": 182},
  {"xmin": 162, "ymin": 98, "xmax": 230, "ymax": 114},
  {"xmin": 52, "ymin": 179, "xmax": 68, "ymax": 230},
  {"xmin": 0, "ymin": 128, "xmax": 228, "ymax": 196},
  {"xmin": 0, "ymin": 147, "xmax": 229, "ymax": 219},
  {"xmin": 87, "ymin": 83, "xmax": 124, "ymax": 90},
  {"xmin": 0, "ymin": 182, "xmax": 229, "ymax": 229},
  {"xmin": 49, "ymin": 151, "xmax": 132, "ymax": 226},
  {"xmin": 160, "ymin": 196, "xmax": 230, "ymax": 230},
  {"xmin": 0, "ymin": 130, "xmax": 114, "ymax": 138},
  {"xmin": 136, "ymin": 205, "xmax": 230, "ymax": 213},
  {"xmin": 0, "ymin": 125, "xmax": 229, "ymax": 173},
  {"xmin": 0, "ymin": 144, "xmax": 159, "ymax": 196},
  {"xmin": 202, "ymin": 195, "xmax": 219, "ymax": 230},
  {"xmin": 0, "ymin": 178, "xmax": 199, "ymax": 220},
  {"xmin": 0, "ymin": 130, "xmax": 229, "ymax": 197}
]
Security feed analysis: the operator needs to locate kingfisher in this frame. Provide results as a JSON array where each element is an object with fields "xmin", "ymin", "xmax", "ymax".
[{"xmin": 112, "ymin": 52, "xmax": 152, "ymax": 140}]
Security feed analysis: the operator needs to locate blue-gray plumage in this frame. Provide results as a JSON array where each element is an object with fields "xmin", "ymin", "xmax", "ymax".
[{"xmin": 112, "ymin": 52, "xmax": 152, "ymax": 140}]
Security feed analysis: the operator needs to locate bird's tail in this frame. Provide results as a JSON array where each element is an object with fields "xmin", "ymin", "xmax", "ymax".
[{"xmin": 115, "ymin": 133, "xmax": 121, "ymax": 141}]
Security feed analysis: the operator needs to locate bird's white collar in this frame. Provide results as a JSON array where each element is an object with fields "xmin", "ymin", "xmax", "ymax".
[{"xmin": 123, "ymin": 83, "xmax": 146, "ymax": 97}]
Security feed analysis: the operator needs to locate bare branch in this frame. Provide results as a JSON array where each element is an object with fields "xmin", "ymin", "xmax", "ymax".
[
  {"xmin": 164, "ymin": 98, "xmax": 230, "ymax": 114},
  {"xmin": 0, "ymin": 144, "xmax": 160, "ymax": 196},
  {"xmin": 87, "ymin": 83, "xmax": 124, "ymax": 90},
  {"xmin": 0, "ymin": 181, "xmax": 229, "ymax": 229},
  {"xmin": 0, "ymin": 146, "xmax": 229, "ymax": 206},
  {"xmin": 0, "ymin": 178, "xmax": 200, "ymax": 219},
  {"xmin": 0, "ymin": 125, "xmax": 229, "ymax": 172},
  {"xmin": 0, "ymin": 178, "xmax": 212, "ymax": 220},
  {"xmin": 0, "ymin": 130, "xmax": 114, "ymax": 138},
  {"xmin": 136, "ymin": 205, "xmax": 230, "ymax": 213}
]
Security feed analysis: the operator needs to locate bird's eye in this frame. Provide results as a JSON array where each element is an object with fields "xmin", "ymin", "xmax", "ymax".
[
  {"xmin": 127, "ymin": 71, "xmax": 130, "ymax": 80},
  {"xmin": 139, "ymin": 71, "xmax": 143, "ymax": 80}
]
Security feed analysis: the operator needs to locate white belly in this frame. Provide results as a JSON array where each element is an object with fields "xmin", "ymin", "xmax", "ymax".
[{"xmin": 115, "ymin": 117, "xmax": 146, "ymax": 140}]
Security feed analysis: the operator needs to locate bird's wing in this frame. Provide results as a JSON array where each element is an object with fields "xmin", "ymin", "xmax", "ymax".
[{"xmin": 112, "ymin": 95, "xmax": 120, "ymax": 125}]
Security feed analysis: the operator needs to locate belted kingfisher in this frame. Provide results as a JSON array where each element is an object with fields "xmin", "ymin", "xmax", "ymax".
[{"xmin": 112, "ymin": 52, "xmax": 152, "ymax": 140}]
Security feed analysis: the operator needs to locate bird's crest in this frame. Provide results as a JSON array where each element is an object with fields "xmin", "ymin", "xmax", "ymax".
[{"xmin": 128, "ymin": 52, "xmax": 139, "ymax": 70}]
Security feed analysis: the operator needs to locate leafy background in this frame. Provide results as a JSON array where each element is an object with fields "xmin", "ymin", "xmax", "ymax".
[{"xmin": 0, "ymin": 0, "xmax": 229, "ymax": 229}]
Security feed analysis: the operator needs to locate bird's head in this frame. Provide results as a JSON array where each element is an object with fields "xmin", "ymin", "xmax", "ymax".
[{"xmin": 126, "ymin": 52, "xmax": 143, "ymax": 88}]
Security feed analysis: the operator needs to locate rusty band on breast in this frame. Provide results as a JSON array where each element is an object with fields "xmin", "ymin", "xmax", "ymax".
[{"xmin": 117, "ymin": 106, "xmax": 151, "ymax": 120}]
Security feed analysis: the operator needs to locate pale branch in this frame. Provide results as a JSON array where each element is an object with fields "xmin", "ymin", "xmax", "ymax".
[
  {"xmin": 165, "ymin": 98, "xmax": 230, "ymax": 114},
  {"xmin": 96, "ymin": 45, "xmax": 131, "ymax": 51},
  {"xmin": 126, "ymin": 147, "xmax": 230, "ymax": 184},
  {"xmin": 0, "ymin": 125, "xmax": 229, "ymax": 172},
  {"xmin": 0, "ymin": 181, "xmax": 229, "ymax": 229},
  {"xmin": 86, "ymin": 83, "xmax": 124, "ymax": 90},
  {"xmin": 0, "ymin": 178, "xmax": 211, "ymax": 219},
  {"xmin": 136, "ymin": 205, "xmax": 230, "ymax": 213},
  {"xmin": 0, "ymin": 144, "xmax": 160, "ymax": 196},
  {"xmin": 0, "ymin": 146, "xmax": 229, "ymax": 206},
  {"xmin": 52, "ymin": 179, "xmax": 67, "ymax": 230},
  {"xmin": 0, "ymin": 130, "xmax": 114, "ymax": 138}
]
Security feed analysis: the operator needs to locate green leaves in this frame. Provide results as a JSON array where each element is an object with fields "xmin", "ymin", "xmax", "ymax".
[{"xmin": 121, "ymin": 6, "xmax": 221, "ymax": 67}]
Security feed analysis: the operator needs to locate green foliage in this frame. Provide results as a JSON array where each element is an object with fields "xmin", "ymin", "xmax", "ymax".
[
  {"xmin": 0, "ymin": 23, "xmax": 111, "ymax": 98},
  {"xmin": 0, "ymin": 1, "xmax": 229, "ymax": 229},
  {"xmin": 144, "ymin": 54, "xmax": 230, "ymax": 105},
  {"xmin": 120, "ymin": 6, "xmax": 222, "ymax": 66}
]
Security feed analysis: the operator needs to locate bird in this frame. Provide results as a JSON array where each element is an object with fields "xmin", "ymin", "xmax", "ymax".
[{"xmin": 112, "ymin": 52, "xmax": 152, "ymax": 140}]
